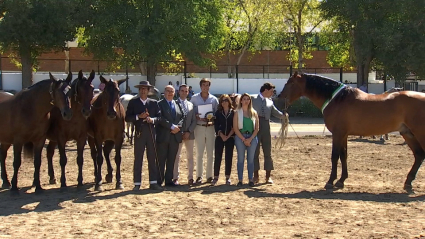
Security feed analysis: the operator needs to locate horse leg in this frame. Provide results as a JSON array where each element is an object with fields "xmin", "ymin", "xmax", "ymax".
[
  {"xmin": 10, "ymin": 144, "xmax": 23, "ymax": 195},
  {"xmin": 114, "ymin": 138, "xmax": 124, "ymax": 190},
  {"xmin": 335, "ymin": 137, "xmax": 348, "ymax": 188},
  {"xmin": 0, "ymin": 144, "xmax": 11, "ymax": 189},
  {"xmin": 87, "ymin": 136, "xmax": 97, "ymax": 182},
  {"xmin": 401, "ymin": 132, "xmax": 425, "ymax": 191},
  {"xmin": 57, "ymin": 140, "xmax": 68, "ymax": 190},
  {"xmin": 103, "ymin": 140, "xmax": 114, "ymax": 183},
  {"xmin": 325, "ymin": 136, "xmax": 343, "ymax": 189},
  {"xmin": 94, "ymin": 138, "xmax": 104, "ymax": 191},
  {"xmin": 46, "ymin": 141, "xmax": 57, "ymax": 184},
  {"xmin": 33, "ymin": 140, "xmax": 45, "ymax": 193},
  {"xmin": 76, "ymin": 137, "xmax": 86, "ymax": 187}
]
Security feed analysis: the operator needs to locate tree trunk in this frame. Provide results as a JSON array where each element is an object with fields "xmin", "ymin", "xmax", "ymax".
[
  {"xmin": 20, "ymin": 47, "xmax": 33, "ymax": 89},
  {"xmin": 146, "ymin": 61, "xmax": 157, "ymax": 86}
]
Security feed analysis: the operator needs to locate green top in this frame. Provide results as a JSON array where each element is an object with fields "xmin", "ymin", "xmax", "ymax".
[{"xmin": 241, "ymin": 117, "xmax": 254, "ymax": 133}]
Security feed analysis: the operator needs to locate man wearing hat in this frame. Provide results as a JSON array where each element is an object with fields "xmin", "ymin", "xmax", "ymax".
[{"xmin": 125, "ymin": 80, "xmax": 162, "ymax": 190}]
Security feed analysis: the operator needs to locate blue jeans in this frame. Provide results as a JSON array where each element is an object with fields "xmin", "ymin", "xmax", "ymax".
[{"xmin": 234, "ymin": 133, "xmax": 258, "ymax": 181}]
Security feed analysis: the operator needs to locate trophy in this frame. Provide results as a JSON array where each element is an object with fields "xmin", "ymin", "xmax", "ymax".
[{"xmin": 204, "ymin": 111, "xmax": 215, "ymax": 126}]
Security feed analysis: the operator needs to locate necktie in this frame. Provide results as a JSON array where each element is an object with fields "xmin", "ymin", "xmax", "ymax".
[
  {"xmin": 181, "ymin": 101, "xmax": 188, "ymax": 115},
  {"xmin": 169, "ymin": 101, "xmax": 176, "ymax": 120}
]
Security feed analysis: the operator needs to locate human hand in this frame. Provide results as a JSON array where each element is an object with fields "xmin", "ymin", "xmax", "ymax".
[
  {"xmin": 183, "ymin": 132, "xmax": 190, "ymax": 140},
  {"xmin": 139, "ymin": 109, "xmax": 150, "ymax": 119},
  {"xmin": 244, "ymin": 138, "xmax": 252, "ymax": 147},
  {"xmin": 145, "ymin": 116, "xmax": 153, "ymax": 124},
  {"xmin": 220, "ymin": 133, "xmax": 227, "ymax": 142},
  {"xmin": 171, "ymin": 127, "xmax": 180, "ymax": 134}
]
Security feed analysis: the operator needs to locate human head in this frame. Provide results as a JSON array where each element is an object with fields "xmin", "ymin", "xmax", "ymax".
[
  {"xmin": 260, "ymin": 82, "xmax": 276, "ymax": 98},
  {"xmin": 239, "ymin": 93, "xmax": 252, "ymax": 109},
  {"xmin": 179, "ymin": 84, "xmax": 189, "ymax": 100},
  {"xmin": 218, "ymin": 94, "xmax": 233, "ymax": 111},
  {"xmin": 134, "ymin": 80, "xmax": 153, "ymax": 100},
  {"xmin": 199, "ymin": 78, "xmax": 211, "ymax": 94},
  {"xmin": 164, "ymin": 85, "xmax": 175, "ymax": 101}
]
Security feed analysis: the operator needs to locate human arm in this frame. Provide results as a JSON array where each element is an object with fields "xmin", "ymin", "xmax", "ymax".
[{"xmin": 233, "ymin": 112, "xmax": 245, "ymax": 141}]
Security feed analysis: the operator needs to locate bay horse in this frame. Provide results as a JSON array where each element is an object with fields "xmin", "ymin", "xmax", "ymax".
[
  {"xmin": 45, "ymin": 70, "xmax": 95, "ymax": 190},
  {"xmin": 0, "ymin": 72, "xmax": 73, "ymax": 194},
  {"xmin": 279, "ymin": 72, "xmax": 425, "ymax": 191},
  {"xmin": 88, "ymin": 75, "xmax": 126, "ymax": 191}
]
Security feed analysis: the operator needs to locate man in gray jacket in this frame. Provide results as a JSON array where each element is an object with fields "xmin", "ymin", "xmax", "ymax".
[
  {"xmin": 173, "ymin": 84, "xmax": 197, "ymax": 186},
  {"xmin": 251, "ymin": 82, "xmax": 285, "ymax": 184}
]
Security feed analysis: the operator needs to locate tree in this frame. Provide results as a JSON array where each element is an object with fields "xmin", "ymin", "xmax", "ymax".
[
  {"xmin": 81, "ymin": 0, "xmax": 225, "ymax": 85},
  {"xmin": 0, "ymin": 0, "xmax": 82, "ymax": 88},
  {"xmin": 278, "ymin": 0, "xmax": 324, "ymax": 70}
]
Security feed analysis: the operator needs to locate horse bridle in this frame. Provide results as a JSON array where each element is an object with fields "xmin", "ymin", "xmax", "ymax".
[{"xmin": 49, "ymin": 81, "xmax": 70, "ymax": 105}]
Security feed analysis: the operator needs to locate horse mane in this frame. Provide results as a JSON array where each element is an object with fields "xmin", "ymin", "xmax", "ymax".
[{"xmin": 304, "ymin": 74, "xmax": 355, "ymax": 102}]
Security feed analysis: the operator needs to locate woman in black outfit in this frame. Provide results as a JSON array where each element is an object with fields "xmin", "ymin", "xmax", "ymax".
[{"xmin": 212, "ymin": 94, "xmax": 235, "ymax": 185}]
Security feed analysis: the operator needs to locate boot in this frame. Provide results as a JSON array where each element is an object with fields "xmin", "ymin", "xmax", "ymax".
[{"xmin": 266, "ymin": 170, "xmax": 274, "ymax": 184}]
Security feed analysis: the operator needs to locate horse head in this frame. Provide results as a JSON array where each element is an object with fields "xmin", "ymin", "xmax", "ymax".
[
  {"xmin": 73, "ymin": 70, "xmax": 95, "ymax": 119},
  {"xmin": 100, "ymin": 75, "xmax": 126, "ymax": 120},
  {"xmin": 229, "ymin": 93, "xmax": 240, "ymax": 109},
  {"xmin": 49, "ymin": 72, "xmax": 73, "ymax": 121},
  {"xmin": 278, "ymin": 72, "xmax": 305, "ymax": 107}
]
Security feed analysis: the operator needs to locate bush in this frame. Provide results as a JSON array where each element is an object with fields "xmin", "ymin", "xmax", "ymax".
[{"xmin": 274, "ymin": 97, "xmax": 323, "ymax": 118}]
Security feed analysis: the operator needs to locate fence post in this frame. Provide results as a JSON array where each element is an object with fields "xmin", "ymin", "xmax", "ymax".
[
  {"xmin": 383, "ymin": 72, "xmax": 387, "ymax": 92},
  {"xmin": 340, "ymin": 67, "xmax": 343, "ymax": 82},
  {"xmin": 0, "ymin": 54, "xmax": 2, "ymax": 90},
  {"xmin": 183, "ymin": 61, "xmax": 187, "ymax": 84},
  {"xmin": 263, "ymin": 65, "xmax": 265, "ymax": 79},
  {"xmin": 236, "ymin": 65, "xmax": 239, "ymax": 93},
  {"xmin": 125, "ymin": 64, "xmax": 129, "ymax": 92},
  {"xmin": 209, "ymin": 66, "xmax": 212, "ymax": 78},
  {"xmin": 289, "ymin": 64, "xmax": 292, "ymax": 77}
]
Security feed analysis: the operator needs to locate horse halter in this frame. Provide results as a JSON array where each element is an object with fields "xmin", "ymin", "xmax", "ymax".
[{"xmin": 49, "ymin": 81, "xmax": 70, "ymax": 105}]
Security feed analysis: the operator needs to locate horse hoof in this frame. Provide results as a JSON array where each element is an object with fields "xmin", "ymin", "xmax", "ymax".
[
  {"xmin": 105, "ymin": 175, "xmax": 113, "ymax": 183},
  {"xmin": 324, "ymin": 183, "xmax": 334, "ymax": 189},
  {"xmin": 334, "ymin": 181, "xmax": 344, "ymax": 189},
  {"xmin": 403, "ymin": 184, "xmax": 413, "ymax": 191},
  {"xmin": 35, "ymin": 187, "xmax": 45, "ymax": 194},
  {"xmin": 94, "ymin": 185, "xmax": 103, "ymax": 192},
  {"xmin": 1, "ymin": 182, "xmax": 11, "ymax": 189},
  {"xmin": 116, "ymin": 183, "xmax": 124, "ymax": 190},
  {"xmin": 49, "ymin": 179, "xmax": 57, "ymax": 185}
]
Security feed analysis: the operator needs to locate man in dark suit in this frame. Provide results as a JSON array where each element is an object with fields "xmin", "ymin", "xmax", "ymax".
[
  {"xmin": 125, "ymin": 80, "xmax": 162, "ymax": 191},
  {"xmin": 157, "ymin": 85, "xmax": 185, "ymax": 187}
]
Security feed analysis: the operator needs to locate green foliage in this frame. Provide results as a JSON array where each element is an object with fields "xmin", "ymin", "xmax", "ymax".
[{"xmin": 81, "ymin": 0, "xmax": 226, "ymax": 71}]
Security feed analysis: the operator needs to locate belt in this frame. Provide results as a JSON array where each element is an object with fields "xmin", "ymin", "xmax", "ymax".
[
  {"xmin": 197, "ymin": 124, "xmax": 212, "ymax": 127},
  {"xmin": 243, "ymin": 131, "xmax": 253, "ymax": 134}
]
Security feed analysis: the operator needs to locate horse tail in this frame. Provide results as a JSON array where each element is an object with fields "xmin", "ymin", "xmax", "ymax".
[{"xmin": 23, "ymin": 142, "xmax": 34, "ymax": 159}]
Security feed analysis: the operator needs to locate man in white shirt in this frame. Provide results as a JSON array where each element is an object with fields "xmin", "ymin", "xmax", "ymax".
[{"xmin": 190, "ymin": 78, "xmax": 219, "ymax": 184}]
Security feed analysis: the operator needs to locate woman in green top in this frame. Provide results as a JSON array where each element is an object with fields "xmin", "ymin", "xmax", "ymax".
[{"xmin": 233, "ymin": 93, "xmax": 259, "ymax": 187}]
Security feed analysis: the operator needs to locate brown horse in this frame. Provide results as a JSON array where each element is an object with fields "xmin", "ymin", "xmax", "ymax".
[
  {"xmin": 45, "ymin": 70, "xmax": 95, "ymax": 190},
  {"xmin": 279, "ymin": 72, "xmax": 425, "ymax": 191},
  {"xmin": 0, "ymin": 91, "xmax": 14, "ymax": 102},
  {"xmin": 87, "ymin": 75, "xmax": 126, "ymax": 191},
  {"xmin": 0, "ymin": 72, "xmax": 72, "ymax": 194}
]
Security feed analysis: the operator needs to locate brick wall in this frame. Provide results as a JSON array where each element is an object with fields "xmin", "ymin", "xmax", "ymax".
[{"xmin": 1, "ymin": 48, "xmax": 344, "ymax": 73}]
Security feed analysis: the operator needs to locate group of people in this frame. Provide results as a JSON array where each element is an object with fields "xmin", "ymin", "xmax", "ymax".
[{"xmin": 125, "ymin": 78, "xmax": 286, "ymax": 190}]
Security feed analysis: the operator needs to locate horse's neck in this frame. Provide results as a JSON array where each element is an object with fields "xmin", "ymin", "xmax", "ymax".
[
  {"xmin": 29, "ymin": 85, "xmax": 54, "ymax": 119},
  {"xmin": 303, "ymin": 90, "xmax": 327, "ymax": 110}
]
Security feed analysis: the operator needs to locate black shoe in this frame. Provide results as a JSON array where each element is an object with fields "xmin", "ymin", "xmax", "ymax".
[
  {"xmin": 165, "ymin": 182, "xmax": 177, "ymax": 187},
  {"xmin": 237, "ymin": 182, "xmax": 243, "ymax": 187},
  {"xmin": 132, "ymin": 185, "xmax": 140, "ymax": 191},
  {"xmin": 206, "ymin": 177, "xmax": 213, "ymax": 183},
  {"xmin": 149, "ymin": 184, "xmax": 163, "ymax": 190},
  {"xmin": 195, "ymin": 177, "xmax": 202, "ymax": 184},
  {"xmin": 249, "ymin": 181, "xmax": 255, "ymax": 187}
]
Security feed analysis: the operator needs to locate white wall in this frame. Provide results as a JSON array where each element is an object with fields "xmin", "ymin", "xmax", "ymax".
[{"xmin": 0, "ymin": 72, "xmax": 409, "ymax": 95}]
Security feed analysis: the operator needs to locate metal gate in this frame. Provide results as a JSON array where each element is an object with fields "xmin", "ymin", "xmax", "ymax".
[{"xmin": 403, "ymin": 82, "xmax": 418, "ymax": 91}]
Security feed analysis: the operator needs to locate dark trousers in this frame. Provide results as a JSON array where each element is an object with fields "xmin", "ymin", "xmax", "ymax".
[
  {"xmin": 254, "ymin": 118, "xmax": 274, "ymax": 171},
  {"xmin": 133, "ymin": 125, "xmax": 158, "ymax": 184},
  {"xmin": 214, "ymin": 136, "xmax": 235, "ymax": 177},
  {"xmin": 157, "ymin": 138, "xmax": 179, "ymax": 185}
]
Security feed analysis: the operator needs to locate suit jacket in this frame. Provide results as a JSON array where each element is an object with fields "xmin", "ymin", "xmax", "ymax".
[
  {"xmin": 125, "ymin": 97, "xmax": 161, "ymax": 133},
  {"xmin": 251, "ymin": 94, "xmax": 284, "ymax": 120},
  {"xmin": 157, "ymin": 99, "xmax": 185, "ymax": 143},
  {"xmin": 176, "ymin": 98, "xmax": 197, "ymax": 140}
]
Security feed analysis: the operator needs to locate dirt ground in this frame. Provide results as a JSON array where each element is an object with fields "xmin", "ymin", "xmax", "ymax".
[{"xmin": 0, "ymin": 135, "xmax": 425, "ymax": 238}]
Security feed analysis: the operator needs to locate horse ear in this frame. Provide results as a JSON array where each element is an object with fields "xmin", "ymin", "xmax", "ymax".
[
  {"xmin": 65, "ymin": 71, "xmax": 72, "ymax": 84},
  {"xmin": 100, "ymin": 75, "xmax": 108, "ymax": 84},
  {"xmin": 88, "ymin": 70, "xmax": 95, "ymax": 82},
  {"xmin": 78, "ymin": 70, "xmax": 83, "ymax": 80},
  {"xmin": 117, "ymin": 78, "xmax": 127, "ymax": 86},
  {"xmin": 49, "ymin": 72, "xmax": 58, "ymax": 82}
]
